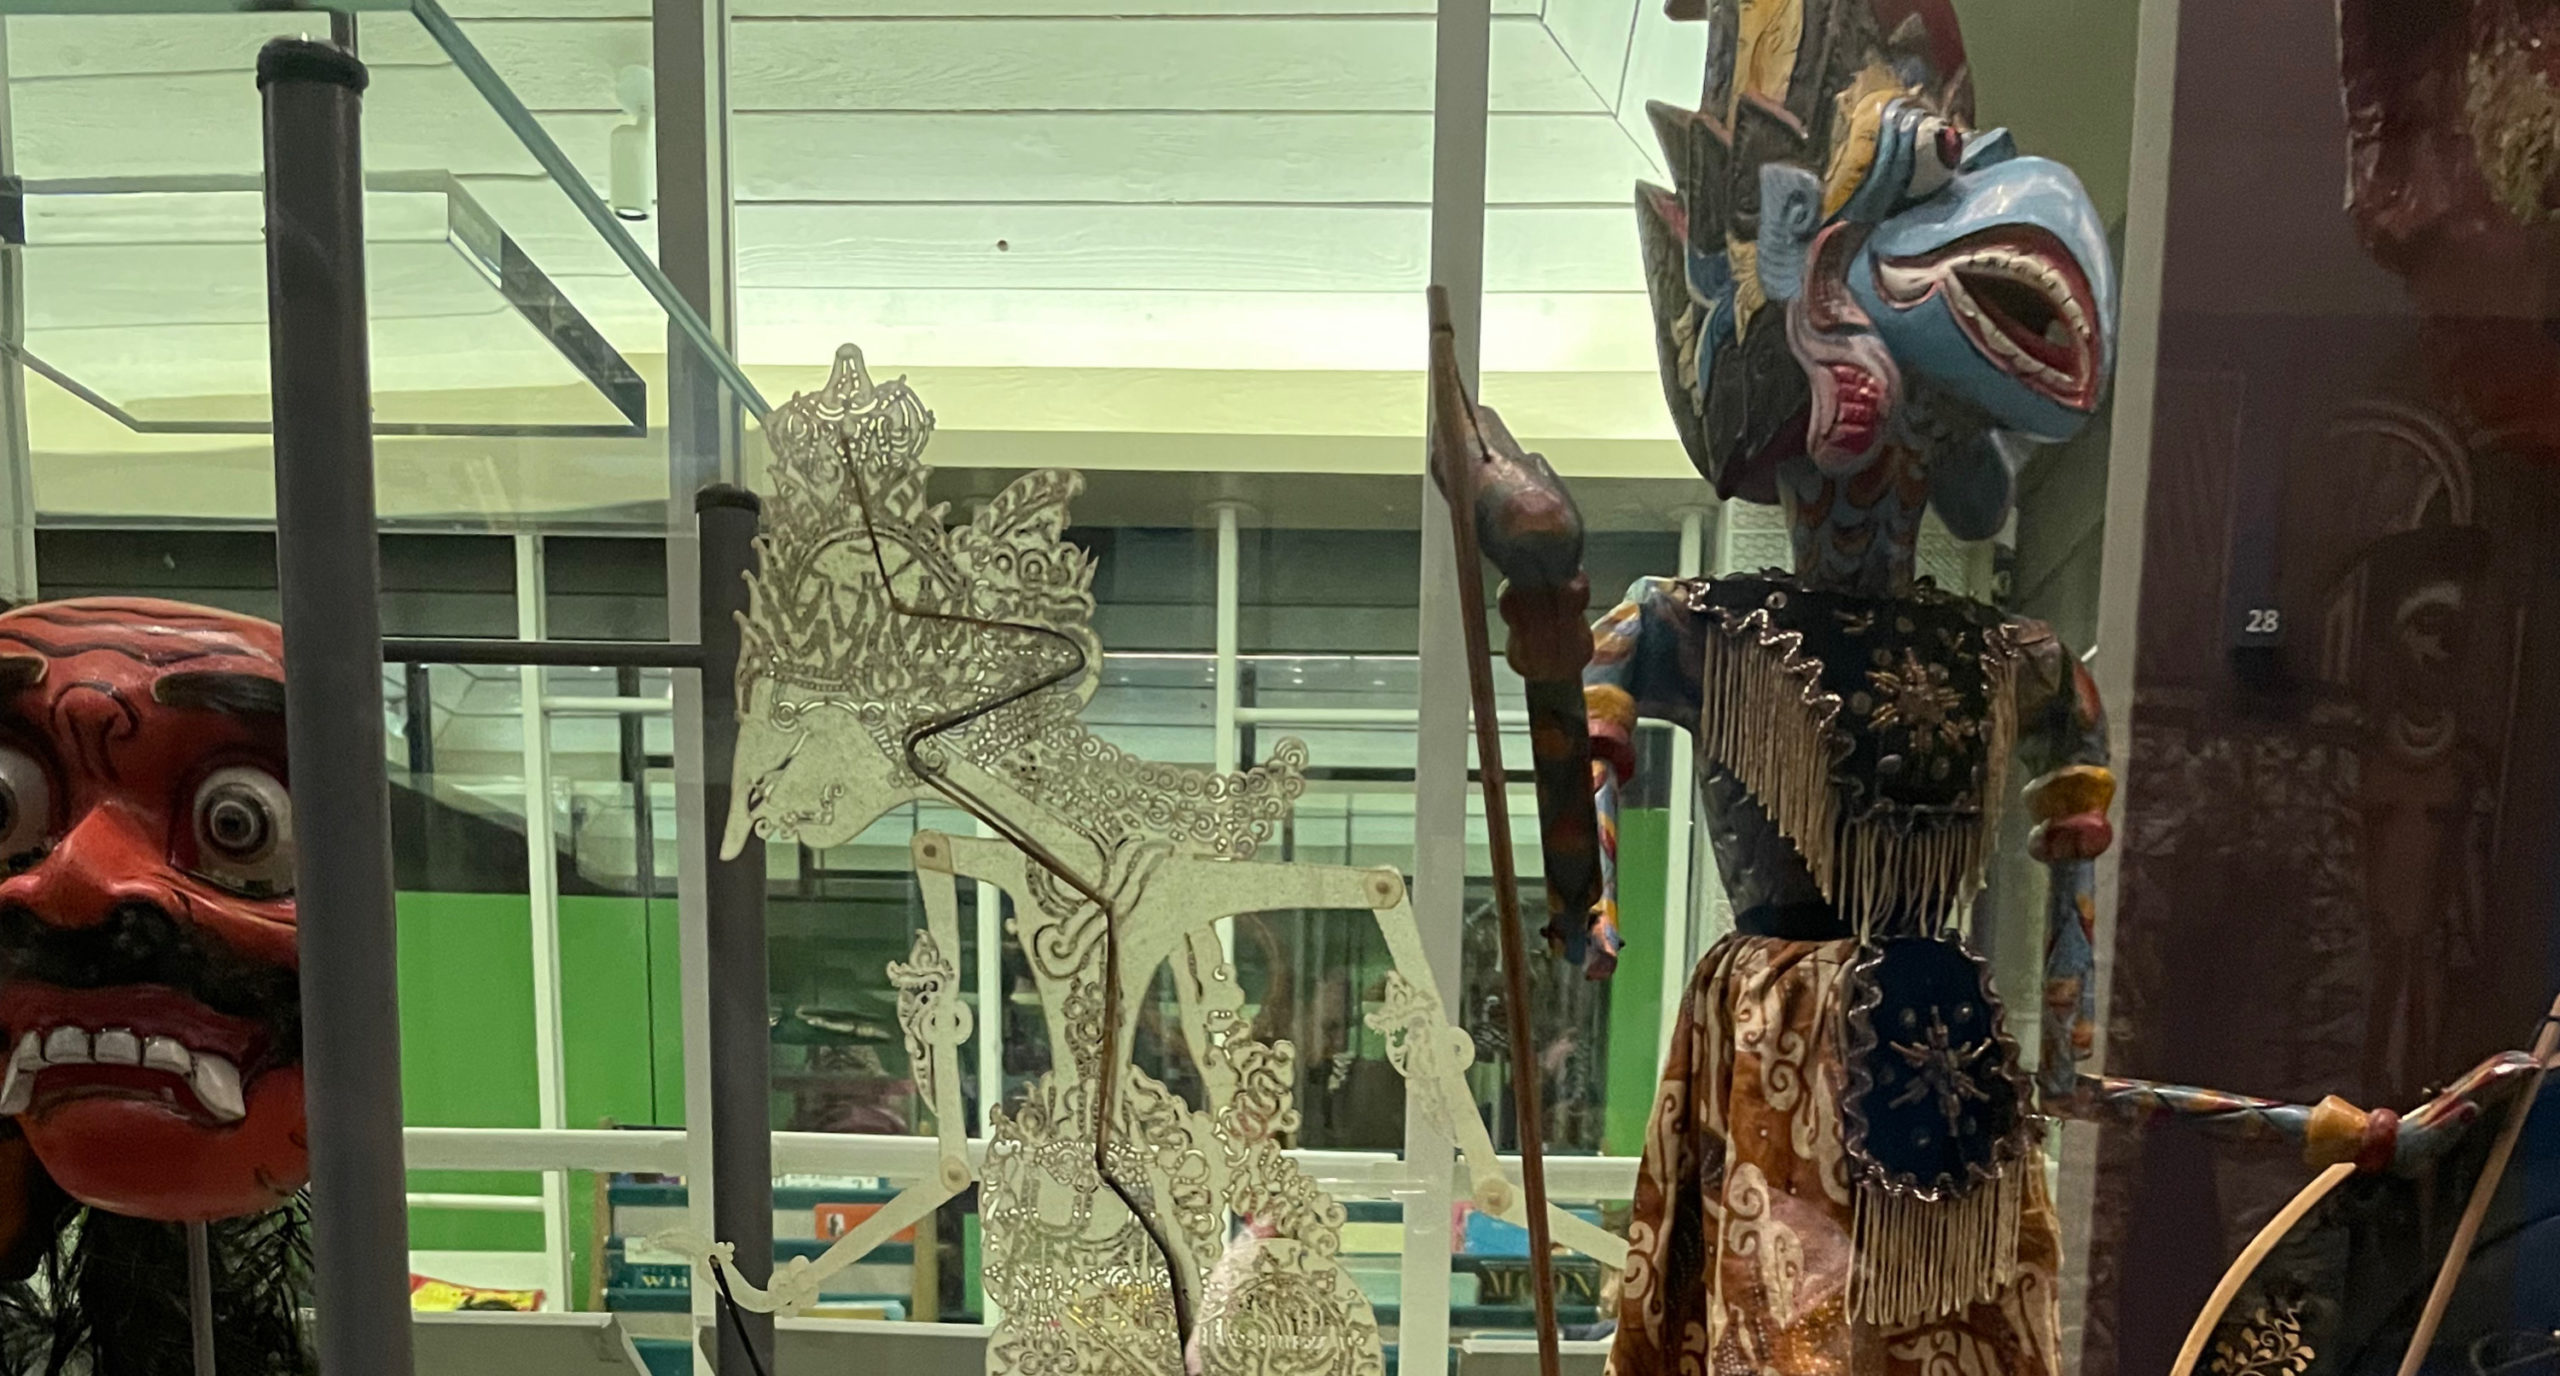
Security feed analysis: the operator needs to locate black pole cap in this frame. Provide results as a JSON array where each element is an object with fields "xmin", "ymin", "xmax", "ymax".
[
  {"xmin": 256, "ymin": 36, "xmax": 368, "ymax": 94},
  {"xmin": 697, "ymin": 483, "xmax": 762, "ymax": 515}
]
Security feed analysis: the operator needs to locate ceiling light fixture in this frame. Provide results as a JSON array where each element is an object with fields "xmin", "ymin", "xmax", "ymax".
[{"xmin": 610, "ymin": 65, "xmax": 654, "ymax": 222}]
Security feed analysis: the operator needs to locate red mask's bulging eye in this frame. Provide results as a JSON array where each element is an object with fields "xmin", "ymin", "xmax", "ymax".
[
  {"xmin": 189, "ymin": 767, "xmax": 293, "ymax": 898},
  {"xmin": 0, "ymin": 749, "xmax": 48, "ymax": 866}
]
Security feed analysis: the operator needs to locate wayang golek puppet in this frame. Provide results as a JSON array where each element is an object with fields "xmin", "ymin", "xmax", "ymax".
[
  {"xmin": 1425, "ymin": 1, "xmax": 2554, "ymax": 1372},
  {"xmin": 0, "ymin": 598, "xmax": 312, "ymax": 1373}
]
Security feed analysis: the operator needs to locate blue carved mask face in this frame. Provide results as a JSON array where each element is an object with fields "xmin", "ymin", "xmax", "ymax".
[
  {"xmin": 1844, "ymin": 135, "xmax": 2117, "ymax": 443},
  {"xmin": 1637, "ymin": 41, "xmax": 2124, "ymax": 535},
  {"xmin": 1738, "ymin": 102, "xmax": 2117, "ymax": 536}
]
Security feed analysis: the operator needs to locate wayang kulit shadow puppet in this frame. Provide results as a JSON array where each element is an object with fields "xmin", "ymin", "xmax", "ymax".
[
  {"xmin": 0, "ymin": 599, "xmax": 312, "ymax": 1373},
  {"xmin": 665, "ymin": 345, "xmax": 1625, "ymax": 1375},
  {"xmin": 1425, "ymin": 1, "xmax": 2560, "ymax": 1374}
]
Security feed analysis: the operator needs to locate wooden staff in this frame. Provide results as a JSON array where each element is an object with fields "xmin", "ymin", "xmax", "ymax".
[{"xmin": 1426, "ymin": 285, "xmax": 1565, "ymax": 1376}]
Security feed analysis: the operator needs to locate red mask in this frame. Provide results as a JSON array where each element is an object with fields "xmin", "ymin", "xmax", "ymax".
[{"xmin": 0, "ymin": 598, "xmax": 303, "ymax": 1222}]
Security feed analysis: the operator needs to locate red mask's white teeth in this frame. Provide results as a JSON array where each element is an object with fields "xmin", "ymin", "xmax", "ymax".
[{"xmin": 0, "ymin": 1027, "xmax": 247, "ymax": 1122}]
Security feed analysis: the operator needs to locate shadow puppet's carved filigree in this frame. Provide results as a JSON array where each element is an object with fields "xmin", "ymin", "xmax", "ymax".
[{"xmin": 659, "ymin": 345, "xmax": 1624, "ymax": 1375}]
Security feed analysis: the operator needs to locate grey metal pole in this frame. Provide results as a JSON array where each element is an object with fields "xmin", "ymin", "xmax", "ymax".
[
  {"xmin": 697, "ymin": 483, "xmax": 773, "ymax": 1373},
  {"xmin": 186, "ymin": 1220, "xmax": 214, "ymax": 1376},
  {"xmin": 0, "ymin": 23, "xmax": 40, "ymax": 606},
  {"xmin": 257, "ymin": 38, "xmax": 415, "ymax": 1376}
]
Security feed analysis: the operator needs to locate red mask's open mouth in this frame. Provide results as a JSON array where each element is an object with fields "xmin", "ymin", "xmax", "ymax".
[
  {"xmin": 0, "ymin": 983, "xmax": 273, "ymax": 1126},
  {"xmin": 0, "ymin": 982, "xmax": 304, "ymax": 1221},
  {"xmin": 1873, "ymin": 225, "xmax": 2105, "ymax": 411}
]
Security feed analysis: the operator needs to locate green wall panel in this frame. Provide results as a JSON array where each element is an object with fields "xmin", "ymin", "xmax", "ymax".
[
  {"xmin": 1602, "ymin": 809, "xmax": 1670, "ymax": 1160},
  {"xmin": 559, "ymin": 894, "xmax": 661, "ymax": 1129},
  {"xmin": 648, "ymin": 895, "xmax": 686, "ymax": 1126},
  {"xmin": 398, "ymin": 889, "xmax": 542, "ymax": 1254},
  {"xmin": 396, "ymin": 891, "xmax": 668, "ymax": 1301},
  {"xmin": 398, "ymin": 891, "xmax": 540, "ymax": 1128}
]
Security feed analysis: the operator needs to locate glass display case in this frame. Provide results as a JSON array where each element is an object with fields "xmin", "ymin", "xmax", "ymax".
[
  {"xmin": 4, "ymin": 0, "xmax": 2555, "ymax": 1373},
  {"xmin": 0, "ymin": 1, "xmax": 760, "ymax": 1369}
]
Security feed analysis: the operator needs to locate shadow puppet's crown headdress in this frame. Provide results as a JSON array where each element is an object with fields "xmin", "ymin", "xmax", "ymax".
[
  {"xmin": 737, "ymin": 345, "xmax": 1103, "ymax": 749},
  {"xmin": 735, "ymin": 344, "xmax": 1308, "ymax": 857}
]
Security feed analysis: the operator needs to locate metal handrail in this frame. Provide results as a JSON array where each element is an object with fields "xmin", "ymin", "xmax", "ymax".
[{"xmin": 401, "ymin": 1126, "xmax": 1644, "ymax": 1202}]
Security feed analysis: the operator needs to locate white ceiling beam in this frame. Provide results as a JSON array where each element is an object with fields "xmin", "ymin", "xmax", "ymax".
[
  {"xmin": 727, "ymin": 15, "xmax": 1586, "ymax": 114},
  {"xmin": 27, "ymin": 423, "xmax": 1688, "ymax": 522},
  {"xmin": 729, "ymin": 110, "xmax": 1651, "ymax": 202},
  {"xmin": 5, "ymin": 14, "xmax": 448, "ymax": 79},
  {"xmin": 26, "ymin": 98, "xmax": 1646, "ymax": 201},
  {"xmin": 11, "ymin": 12, "xmax": 1581, "ymax": 114},
  {"xmin": 20, "ymin": 189, "xmax": 1641, "ymax": 298},
  {"xmin": 732, "ymin": 0, "xmax": 1541, "ymax": 16},
  {"xmin": 13, "ymin": 69, "xmax": 607, "ymax": 179},
  {"xmin": 731, "ymin": 285, "xmax": 1657, "ymax": 370},
  {"xmin": 727, "ymin": 202, "xmax": 1639, "ymax": 292}
]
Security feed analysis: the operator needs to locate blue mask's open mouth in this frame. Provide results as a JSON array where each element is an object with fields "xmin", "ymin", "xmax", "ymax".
[{"xmin": 1873, "ymin": 225, "xmax": 2104, "ymax": 412}]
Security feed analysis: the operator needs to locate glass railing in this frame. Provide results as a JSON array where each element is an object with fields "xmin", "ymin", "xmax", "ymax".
[
  {"xmin": 8, "ymin": 0, "xmax": 767, "ymax": 539},
  {"xmin": 1, "ymin": 0, "xmax": 1676, "ymax": 1343},
  {"xmin": 0, "ymin": 0, "xmax": 775, "ymax": 1317}
]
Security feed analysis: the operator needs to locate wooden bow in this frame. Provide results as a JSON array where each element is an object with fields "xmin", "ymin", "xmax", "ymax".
[
  {"xmin": 1425, "ymin": 285, "xmax": 1583, "ymax": 1376},
  {"xmin": 2169, "ymin": 992, "xmax": 2560, "ymax": 1376}
]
